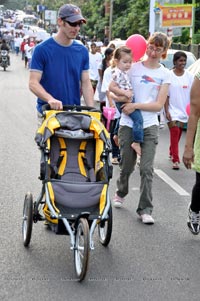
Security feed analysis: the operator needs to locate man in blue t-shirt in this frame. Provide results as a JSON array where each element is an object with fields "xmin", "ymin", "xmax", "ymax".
[{"xmin": 29, "ymin": 3, "xmax": 94, "ymax": 115}]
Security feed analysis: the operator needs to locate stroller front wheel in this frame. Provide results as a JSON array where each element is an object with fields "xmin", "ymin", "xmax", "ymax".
[
  {"xmin": 98, "ymin": 205, "xmax": 112, "ymax": 246},
  {"xmin": 74, "ymin": 218, "xmax": 89, "ymax": 281},
  {"xmin": 22, "ymin": 192, "xmax": 33, "ymax": 247}
]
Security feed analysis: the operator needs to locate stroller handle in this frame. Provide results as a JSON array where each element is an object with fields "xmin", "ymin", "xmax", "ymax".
[{"xmin": 42, "ymin": 104, "xmax": 100, "ymax": 114}]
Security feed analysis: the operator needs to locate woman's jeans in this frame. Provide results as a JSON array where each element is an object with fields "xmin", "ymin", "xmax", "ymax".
[{"xmin": 116, "ymin": 102, "xmax": 144, "ymax": 143}]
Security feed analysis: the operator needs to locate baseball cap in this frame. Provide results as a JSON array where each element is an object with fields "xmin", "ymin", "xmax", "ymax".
[{"xmin": 58, "ymin": 4, "xmax": 86, "ymax": 23}]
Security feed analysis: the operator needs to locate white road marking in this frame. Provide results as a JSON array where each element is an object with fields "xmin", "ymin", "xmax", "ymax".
[{"xmin": 154, "ymin": 169, "xmax": 190, "ymax": 196}]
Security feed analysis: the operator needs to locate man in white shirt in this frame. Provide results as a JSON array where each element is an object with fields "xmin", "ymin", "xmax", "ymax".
[{"xmin": 89, "ymin": 42, "xmax": 102, "ymax": 94}]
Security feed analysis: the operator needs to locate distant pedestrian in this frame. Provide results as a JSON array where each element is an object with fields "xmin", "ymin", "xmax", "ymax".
[
  {"xmin": 165, "ymin": 51, "xmax": 194, "ymax": 170},
  {"xmin": 98, "ymin": 47, "xmax": 114, "ymax": 109},
  {"xmin": 89, "ymin": 42, "xmax": 102, "ymax": 94},
  {"xmin": 14, "ymin": 33, "xmax": 22, "ymax": 56}
]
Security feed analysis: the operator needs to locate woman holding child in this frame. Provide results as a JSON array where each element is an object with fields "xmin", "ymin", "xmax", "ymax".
[{"xmin": 110, "ymin": 32, "xmax": 171, "ymax": 224}]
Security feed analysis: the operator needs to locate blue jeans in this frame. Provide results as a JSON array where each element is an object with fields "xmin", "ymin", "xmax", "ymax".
[{"xmin": 116, "ymin": 102, "xmax": 143, "ymax": 143}]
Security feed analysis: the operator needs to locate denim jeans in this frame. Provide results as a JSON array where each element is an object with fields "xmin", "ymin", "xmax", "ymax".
[
  {"xmin": 116, "ymin": 102, "xmax": 143, "ymax": 143},
  {"xmin": 116, "ymin": 125, "xmax": 158, "ymax": 215}
]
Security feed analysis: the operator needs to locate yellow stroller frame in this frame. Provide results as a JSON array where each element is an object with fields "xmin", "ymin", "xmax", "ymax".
[{"xmin": 22, "ymin": 105, "xmax": 113, "ymax": 281}]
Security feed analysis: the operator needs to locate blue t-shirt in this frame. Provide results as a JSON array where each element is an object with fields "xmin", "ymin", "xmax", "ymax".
[{"xmin": 30, "ymin": 38, "xmax": 89, "ymax": 113}]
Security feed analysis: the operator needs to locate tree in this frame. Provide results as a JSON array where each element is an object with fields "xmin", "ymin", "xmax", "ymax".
[
  {"xmin": 2, "ymin": 0, "xmax": 150, "ymax": 41},
  {"xmin": 81, "ymin": 0, "xmax": 150, "ymax": 41}
]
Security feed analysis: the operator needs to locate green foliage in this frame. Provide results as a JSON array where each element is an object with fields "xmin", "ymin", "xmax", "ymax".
[
  {"xmin": 81, "ymin": 0, "xmax": 106, "ymax": 38},
  {"xmin": 81, "ymin": 0, "xmax": 150, "ymax": 40},
  {"xmin": 125, "ymin": 0, "xmax": 149, "ymax": 39},
  {"xmin": 192, "ymin": 33, "xmax": 200, "ymax": 44},
  {"xmin": 172, "ymin": 28, "xmax": 190, "ymax": 44}
]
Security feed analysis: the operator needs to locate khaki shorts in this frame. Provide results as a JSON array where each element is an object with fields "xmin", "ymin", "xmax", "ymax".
[
  {"xmin": 167, "ymin": 120, "xmax": 185, "ymax": 129},
  {"xmin": 90, "ymin": 80, "xmax": 98, "ymax": 89}
]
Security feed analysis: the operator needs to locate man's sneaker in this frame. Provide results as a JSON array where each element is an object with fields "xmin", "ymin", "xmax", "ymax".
[
  {"xmin": 113, "ymin": 193, "xmax": 125, "ymax": 208},
  {"xmin": 139, "ymin": 214, "xmax": 155, "ymax": 225},
  {"xmin": 187, "ymin": 206, "xmax": 200, "ymax": 235},
  {"xmin": 111, "ymin": 157, "xmax": 119, "ymax": 165}
]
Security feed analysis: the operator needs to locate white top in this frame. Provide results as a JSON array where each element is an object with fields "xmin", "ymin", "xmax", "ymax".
[
  {"xmin": 14, "ymin": 36, "xmax": 23, "ymax": 47},
  {"xmin": 112, "ymin": 67, "xmax": 132, "ymax": 90},
  {"xmin": 167, "ymin": 69, "xmax": 194, "ymax": 123},
  {"xmin": 24, "ymin": 44, "xmax": 33, "ymax": 59},
  {"xmin": 120, "ymin": 61, "xmax": 171, "ymax": 129},
  {"xmin": 89, "ymin": 52, "xmax": 102, "ymax": 81},
  {"xmin": 101, "ymin": 66, "xmax": 120, "ymax": 118}
]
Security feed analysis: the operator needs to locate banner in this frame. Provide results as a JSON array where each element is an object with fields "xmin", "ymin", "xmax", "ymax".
[
  {"xmin": 45, "ymin": 10, "xmax": 57, "ymax": 25},
  {"xmin": 161, "ymin": 5, "xmax": 193, "ymax": 28}
]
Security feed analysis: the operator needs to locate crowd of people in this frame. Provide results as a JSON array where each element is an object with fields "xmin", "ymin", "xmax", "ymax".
[
  {"xmin": 0, "ymin": 30, "xmax": 43, "ymax": 69},
  {"xmin": 4, "ymin": 3, "xmax": 198, "ymax": 232}
]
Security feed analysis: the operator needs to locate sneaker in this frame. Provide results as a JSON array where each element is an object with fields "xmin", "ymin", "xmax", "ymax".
[
  {"xmin": 172, "ymin": 162, "xmax": 180, "ymax": 170},
  {"xmin": 187, "ymin": 206, "xmax": 200, "ymax": 235},
  {"xmin": 113, "ymin": 193, "xmax": 125, "ymax": 208},
  {"xmin": 111, "ymin": 157, "xmax": 119, "ymax": 165},
  {"xmin": 159, "ymin": 123, "xmax": 165, "ymax": 129},
  {"xmin": 139, "ymin": 214, "xmax": 155, "ymax": 224}
]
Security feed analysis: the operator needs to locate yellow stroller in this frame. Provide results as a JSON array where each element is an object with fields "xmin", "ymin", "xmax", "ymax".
[{"xmin": 22, "ymin": 105, "xmax": 113, "ymax": 281}]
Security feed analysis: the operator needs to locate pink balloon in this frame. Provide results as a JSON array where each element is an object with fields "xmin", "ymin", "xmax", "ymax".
[
  {"xmin": 186, "ymin": 103, "xmax": 190, "ymax": 116},
  {"xmin": 126, "ymin": 34, "xmax": 147, "ymax": 62}
]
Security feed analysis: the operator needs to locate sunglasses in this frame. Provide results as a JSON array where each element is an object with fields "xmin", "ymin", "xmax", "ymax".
[{"xmin": 63, "ymin": 19, "xmax": 83, "ymax": 27}]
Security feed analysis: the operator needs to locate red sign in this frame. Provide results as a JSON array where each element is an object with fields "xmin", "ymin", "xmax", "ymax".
[{"xmin": 162, "ymin": 5, "xmax": 193, "ymax": 28}]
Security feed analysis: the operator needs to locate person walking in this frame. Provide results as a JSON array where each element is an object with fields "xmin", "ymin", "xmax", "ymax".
[
  {"xmin": 183, "ymin": 71, "xmax": 200, "ymax": 235},
  {"xmin": 20, "ymin": 37, "xmax": 27, "ymax": 61},
  {"xmin": 101, "ymin": 65, "xmax": 121, "ymax": 164},
  {"xmin": 110, "ymin": 32, "xmax": 171, "ymax": 224},
  {"xmin": 165, "ymin": 51, "xmax": 194, "ymax": 170},
  {"xmin": 14, "ymin": 33, "xmax": 22, "ymax": 56},
  {"xmin": 89, "ymin": 42, "xmax": 102, "ymax": 95},
  {"xmin": 24, "ymin": 38, "xmax": 34, "ymax": 69},
  {"xmin": 29, "ymin": 3, "xmax": 94, "ymax": 119},
  {"xmin": 98, "ymin": 47, "xmax": 114, "ymax": 110}
]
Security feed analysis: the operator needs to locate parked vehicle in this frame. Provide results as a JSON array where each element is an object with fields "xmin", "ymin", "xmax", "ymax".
[
  {"xmin": 187, "ymin": 58, "xmax": 200, "ymax": 74},
  {"xmin": 108, "ymin": 39, "xmax": 127, "ymax": 49}
]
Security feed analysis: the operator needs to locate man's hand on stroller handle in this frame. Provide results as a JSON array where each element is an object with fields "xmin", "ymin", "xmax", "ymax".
[{"xmin": 48, "ymin": 98, "xmax": 63, "ymax": 111}]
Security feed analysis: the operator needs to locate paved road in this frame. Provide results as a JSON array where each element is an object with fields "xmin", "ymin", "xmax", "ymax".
[{"xmin": 0, "ymin": 53, "xmax": 199, "ymax": 301}]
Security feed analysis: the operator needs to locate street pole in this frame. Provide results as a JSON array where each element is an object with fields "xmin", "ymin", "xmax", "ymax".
[
  {"xmin": 191, "ymin": 0, "xmax": 196, "ymax": 44},
  {"xmin": 109, "ymin": 0, "xmax": 113, "ymax": 41},
  {"xmin": 149, "ymin": 0, "xmax": 156, "ymax": 35}
]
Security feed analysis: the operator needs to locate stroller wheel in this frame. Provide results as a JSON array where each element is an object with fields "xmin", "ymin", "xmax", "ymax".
[
  {"xmin": 74, "ymin": 218, "xmax": 89, "ymax": 281},
  {"xmin": 22, "ymin": 192, "xmax": 33, "ymax": 247},
  {"xmin": 98, "ymin": 205, "xmax": 112, "ymax": 246}
]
